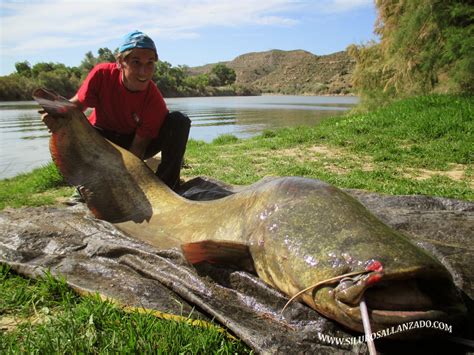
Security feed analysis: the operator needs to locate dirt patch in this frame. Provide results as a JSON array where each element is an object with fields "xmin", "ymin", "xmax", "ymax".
[
  {"xmin": 250, "ymin": 156, "xmax": 268, "ymax": 164},
  {"xmin": 277, "ymin": 147, "xmax": 306, "ymax": 162},
  {"xmin": 307, "ymin": 145, "xmax": 345, "ymax": 159},
  {"xmin": 278, "ymin": 145, "xmax": 344, "ymax": 162},
  {"xmin": 0, "ymin": 316, "xmax": 23, "ymax": 332},
  {"xmin": 0, "ymin": 313, "xmax": 50, "ymax": 332},
  {"xmin": 265, "ymin": 145, "xmax": 375, "ymax": 175},
  {"xmin": 308, "ymin": 145, "xmax": 375, "ymax": 173},
  {"xmin": 402, "ymin": 164, "xmax": 473, "ymax": 186},
  {"xmin": 322, "ymin": 163, "xmax": 350, "ymax": 175}
]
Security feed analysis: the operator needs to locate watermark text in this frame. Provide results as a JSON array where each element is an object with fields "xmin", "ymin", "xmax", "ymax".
[{"xmin": 318, "ymin": 320, "xmax": 452, "ymax": 346}]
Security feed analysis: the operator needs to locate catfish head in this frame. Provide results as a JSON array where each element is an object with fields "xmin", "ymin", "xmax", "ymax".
[
  {"xmin": 294, "ymin": 257, "xmax": 467, "ymax": 334},
  {"xmin": 249, "ymin": 178, "xmax": 467, "ymax": 334}
]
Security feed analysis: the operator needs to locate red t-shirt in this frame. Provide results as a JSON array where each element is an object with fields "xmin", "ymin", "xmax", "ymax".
[{"xmin": 76, "ymin": 62, "xmax": 168, "ymax": 139}]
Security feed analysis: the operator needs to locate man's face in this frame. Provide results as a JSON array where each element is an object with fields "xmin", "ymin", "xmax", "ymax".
[{"xmin": 120, "ymin": 48, "xmax": 156, "ymax": 92}]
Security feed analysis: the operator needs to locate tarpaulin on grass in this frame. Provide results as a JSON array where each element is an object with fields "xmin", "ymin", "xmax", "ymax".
[{"xmin": 1, "ymin": 177, "xmax": 473, "ymax": 354}]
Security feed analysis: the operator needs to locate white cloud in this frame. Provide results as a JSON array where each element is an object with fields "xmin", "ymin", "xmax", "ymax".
[
  {"xmin": 319, "ymin": 0, "xmax": 373, "ymax": 13},
  {"xmin": 0, "ymin": 0, "xmax": 375, "ymax": 71},
  {"xmin": 0, "ymin": 0, "xmax": 301, "ymax": 54}
]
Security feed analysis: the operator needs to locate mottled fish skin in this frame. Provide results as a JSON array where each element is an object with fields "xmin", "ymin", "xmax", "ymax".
[{"xmin": 34, "ymin": 88, "xmax": 466, "ymax": 333}]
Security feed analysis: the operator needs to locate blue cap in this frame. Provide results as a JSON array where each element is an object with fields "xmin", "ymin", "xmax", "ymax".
[{"xmin": 119, "ymin": 30, "xmax": 157, "ymax": 56}]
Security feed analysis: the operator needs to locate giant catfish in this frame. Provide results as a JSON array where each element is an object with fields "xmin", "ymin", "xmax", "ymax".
[{"xmin": 33, "ymin": 88, "xmax": 466, "ymax": 334}]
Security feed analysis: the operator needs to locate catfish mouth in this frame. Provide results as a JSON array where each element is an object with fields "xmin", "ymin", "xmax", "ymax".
[{"xmin": 333, "ymin": 272, "xmax": 466, "ymax": 331}]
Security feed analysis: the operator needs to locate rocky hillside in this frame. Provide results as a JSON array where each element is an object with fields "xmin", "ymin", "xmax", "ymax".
[{"xmin": 189, "ymin": 49, "xmax": 355, "ymax": 95}]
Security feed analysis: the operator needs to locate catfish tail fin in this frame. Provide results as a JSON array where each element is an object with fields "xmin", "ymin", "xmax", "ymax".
[
  {"xmin": 32, "ymin": 88, "xmax": 76, "ymax": 115},
  {"xmin": 33, "ymin": 87, "xmax": 157, "ymax": 223}
]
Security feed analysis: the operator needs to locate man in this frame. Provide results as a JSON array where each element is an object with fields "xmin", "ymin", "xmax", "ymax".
[{"xmin": 69, "ymin": 30, "xmax": 190, "ymax": 191}]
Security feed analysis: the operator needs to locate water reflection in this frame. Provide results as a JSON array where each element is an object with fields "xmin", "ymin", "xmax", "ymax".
[
  {"xmin": 187, "ymin": 109, "xmax": 345, "ymax": 141},
  {"xmin": 0, "ymin": 102, "xmax": 51, "ymax": 178},
  {"xmin": 166, "ymin": 95, "xmax": 357, "ymax": 142},
  {"xmin": 0, "ymin": 96, "xmax": 357, "ymax": 179}
]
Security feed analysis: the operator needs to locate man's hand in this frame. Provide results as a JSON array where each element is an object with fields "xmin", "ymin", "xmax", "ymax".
[
  {"xmin": 39, "ymin": 109, "xmax": 62, "ymax": 133},
  {"xmin": 69, "ymin": 94, "xmax": 86, "ymax": 112}
]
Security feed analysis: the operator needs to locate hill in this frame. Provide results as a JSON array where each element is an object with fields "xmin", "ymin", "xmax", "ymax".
[{"xmin": 188, "ymin": 49, "xmax": 355, "ymax": 95}]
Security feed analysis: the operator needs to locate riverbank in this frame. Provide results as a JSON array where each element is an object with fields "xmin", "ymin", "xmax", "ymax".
[
  {"xmin": 1, "ymin": 93, "xmax": 471, "ymax": 210},
  {"xmin": 0, "ymin": 83, "xmax": 261, "ymax": 101},
  {"xmin": 0, "ymin": 90, "xmax": 358, "ymax": 102}
]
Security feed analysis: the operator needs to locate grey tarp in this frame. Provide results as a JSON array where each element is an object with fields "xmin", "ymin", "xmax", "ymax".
[{"xmin": 1, "ymin": 177, "xmax": 473, "ymax": 354}]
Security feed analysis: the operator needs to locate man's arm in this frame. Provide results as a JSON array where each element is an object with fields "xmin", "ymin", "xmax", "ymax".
[{"xmin": 129, "ymin": 134, "xmax": 151, "ymax": 160}]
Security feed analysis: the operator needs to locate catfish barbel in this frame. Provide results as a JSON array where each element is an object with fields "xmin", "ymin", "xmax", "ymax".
[{"xmin": 34, "ymin": 88, "xmax": 466, "ymax": 334}]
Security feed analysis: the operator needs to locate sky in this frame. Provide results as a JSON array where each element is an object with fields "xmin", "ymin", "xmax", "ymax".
[{"xmin": 0, "ymin": 0, "xmax": 378, "ymax": 76}]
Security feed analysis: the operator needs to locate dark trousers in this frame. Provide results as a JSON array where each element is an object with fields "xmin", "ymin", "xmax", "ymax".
[{"xmin": 94, "ymin": 111, "xmax": 191, "ymax": 190}]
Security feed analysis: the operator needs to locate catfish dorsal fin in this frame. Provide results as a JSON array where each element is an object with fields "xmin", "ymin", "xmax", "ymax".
[{"xmin": 182, "ymin": 241, "xmax": 254, "ymax": 271}]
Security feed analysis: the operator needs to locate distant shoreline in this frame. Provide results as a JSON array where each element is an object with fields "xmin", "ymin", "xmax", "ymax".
[
  {"xmin": 260, "ymin": 92, "xmax": 356, "ymax": 97},
  {"xmin": 0, "ymin": 92, "xmax": 357, "ymax": 103}
]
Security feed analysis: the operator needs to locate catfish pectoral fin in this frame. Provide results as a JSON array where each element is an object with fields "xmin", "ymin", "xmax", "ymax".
[
  {"xmin": 182, "ymin": 241, "xmax": 254, "ymax": 271},
  {"xmin": 78, "ymin": 185, "xmax": 151, "ymax": 223}
]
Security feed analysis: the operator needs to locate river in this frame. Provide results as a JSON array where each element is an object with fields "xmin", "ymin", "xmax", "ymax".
[{"xmin": 0, "ymin": 95, "xmax": 358, "ymax": 179}]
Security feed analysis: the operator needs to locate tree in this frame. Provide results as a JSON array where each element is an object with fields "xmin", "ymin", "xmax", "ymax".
[
  {"xmin": 0, "ymin": 74, "xmax": 37, "ymax": 100},
  {"xmin": 31, "ymin": 62, "xmax": 55, "ymax": 78},
  {"xmin": 349, "ymin": 0, "xmax": 474, "ymax": 102},
  {"xmin": 210, "ymin": 63, "xmax": 236, "ymax": 86},
  {"xmin": 154, "ymin": 61, "xmax": 181, "ymax": 96},
  {"xmin": 184, "ymin": 74, "xmax": 209, "ymax": 94},
  {"xmin": 80, "ymin": 51, "xmax": 98, "ymax": 75},
  {"xmin": 15, "ymin": 61, "xmax": 32, "ymax": 77},
  {"xmin": 37, "ymin": 69, "xmax": 79, "ymax": 98},
  {"xmin": 97, "ymin": 47, "xmax": 116, "ymax": 63},
  {"xmin": 79, "ymin": 48, "xmax": 117, "ymax": 78}
]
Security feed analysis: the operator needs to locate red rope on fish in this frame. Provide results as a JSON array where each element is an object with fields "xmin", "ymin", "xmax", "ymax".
[
  {"xmin": 366, "ymin": 260, "xmax": 383, "ymax": 272},
  {"xmin": 365, "ymin": 260, "xmax": 384, "ymax": 286}
]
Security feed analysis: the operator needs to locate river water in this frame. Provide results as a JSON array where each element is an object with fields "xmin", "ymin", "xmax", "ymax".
[{"xmin": 0, "ymin": 95, "xmax": 357, "ymax": 179}]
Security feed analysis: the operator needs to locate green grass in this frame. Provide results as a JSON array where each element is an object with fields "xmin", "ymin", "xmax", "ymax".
[
  {"xmin": 183, "ymin": 94, "xmax": 473, "ymax": 199},
  {"xmin": 317, "ymin": 95, "xmax": 473, "ymax": 168},
  {"xmin": 0, "ymin": 265, "xmax": 250, "ymax": 354},
  {"xmin": 0, "ymin": 163, "xmax": 72, "ymax": 210}
]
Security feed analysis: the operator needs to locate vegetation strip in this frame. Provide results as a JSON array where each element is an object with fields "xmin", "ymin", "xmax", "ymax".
[
  {"xmin": 71, "ymin": 286, "xmax": 235, "ymax": 340},
  {"xmin": 0, "ymin": 265, "xmax": 249, "ymax": 353},
  {"xmin": 0, "ymin": 52, "xmax": 257, "ymax": 101}
]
